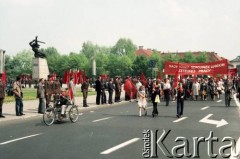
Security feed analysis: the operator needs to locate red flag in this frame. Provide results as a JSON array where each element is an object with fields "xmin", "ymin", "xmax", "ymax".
[
  {"xmin": 2, "ymin": 70, "xmax": 7, "ymax": 84},
  {"xmin": 63, "ymin": 70, "xmax": 70, "ymax": 84},
  {"xmin": 74, "ymin": 71, "xmax": 78, "ymax": 85},
  {"xmin": 78, "ymin": 70, "xmax": 82, "ymax": 84},
  {"xmin": 157, "ymin": 71, "xmax": 162, "ymax": 80},
  {"xmin": 140, "ymin": 72, "xmax": 148, "ymax": 87},
  {"xmin": 173, "ymin": 62, "xmax": 179, "ymax": 88},
  {"xmin": 124, "ymin": 78, "xmax": 137, "ymax": 99}
]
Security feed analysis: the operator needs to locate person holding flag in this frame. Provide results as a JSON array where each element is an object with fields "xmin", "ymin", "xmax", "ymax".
[{"xmin": 68, "ymin": 77, "xmax": 75, "ymax": 104}]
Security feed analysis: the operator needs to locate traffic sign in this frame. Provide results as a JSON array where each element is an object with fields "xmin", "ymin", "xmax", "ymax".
[{"xmin": 149, "ymin": 60, "xmax": 156, "ymax": 68}]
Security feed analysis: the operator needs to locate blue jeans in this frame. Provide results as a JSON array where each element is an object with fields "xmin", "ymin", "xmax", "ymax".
[
  {"xmin": 177, "ymin": 100, "xmax": 184, "ymax": 116},
  {"xmin": 15, "ymin": 98, "xmax": 23, "ymax": 115}
]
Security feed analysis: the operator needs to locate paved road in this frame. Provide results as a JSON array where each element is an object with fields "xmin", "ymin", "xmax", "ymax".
[{"xmin": 0, "ymin": 95, "xmax": 240, "ymax": 159}]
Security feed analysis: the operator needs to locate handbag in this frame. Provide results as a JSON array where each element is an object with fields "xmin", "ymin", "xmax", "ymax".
[{"xmin": 155, "ymin": 95, "xmax": 160, "ymax": 103}]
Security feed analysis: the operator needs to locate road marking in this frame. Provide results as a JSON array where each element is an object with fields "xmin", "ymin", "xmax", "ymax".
[
  {"xmin": 92, "ymin": 117, "xmax": 112, "ymax": 123},
  {"xmin": 230, "ymin": 137, "xmax": 240, "ymax": 159},
  {"xmin": 201, "ymin": 106, "xmax": 210, "ymax": 110},
  {"xmin": 0, "ymin": 134, "xmax": 42, "ymax": 145},
  {"xmin": 100, "ymin": 138, "xmax": 140, "ymax": 154},
  {"xmin": 173, "ymin": 117, "xmax": 188, "ymax": 123},
  {"xmin": 217, "ymin": 100, "xmax": 222, "ymax": 103},
  {"xmin": 90, "ymin": 111, "xmax": 94, "ymax": 113},
  {"xmin": 199, "ymin": 114, "xmax": 228, "ymax": 128},
  {"xmin": 234, "ymin": 93, "xmax": 240, "ymax": 107}
]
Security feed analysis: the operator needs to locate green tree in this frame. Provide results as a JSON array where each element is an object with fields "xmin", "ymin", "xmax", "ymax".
[
  {"xmin": 111, "ymin": 38, "xmax": 137, "ymax": 57},
  {"xmin": 81, "ymin": 41, "xmax": 98, "ymax": 59},
  {"xmin": 42, "ymin": 47, "xmax": 61, "ymax": 73},
  {"xmin": 132, "ymin": 55, "xmax": 149, "ymax": 76},
  {"xmin": 195, "ymin": 52, "xmax": 208, "ymax": 62},
  {"xmin": 180, "ymin": 52, "xmax": 196, "ymax": 63},
  {"xmin": 95, "ymin": 52, "xmax": 108, "ymax": 75},
  {"xmin": 162, "ymin": 53, "xmax": 180, "ymax": 62},
  {"xmin": 148, "ymin": 51, "xmax": 164, "ymax": 78},
  {"xmin": 6, "ymin": 50, "xmax": 33, "ymax": 79}
]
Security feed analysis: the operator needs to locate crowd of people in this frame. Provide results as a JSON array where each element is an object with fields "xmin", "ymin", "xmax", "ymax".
[
  {"xmin": 93, "ymin": 75, "xmax": 239, "ymax": 118},
  {"xmin": 129, "ymin": 76, "xmax": 238, "ymax": 117},
  {"xmin": 0, "ymin": 72, "xmax": 239, "ymax": 119}
]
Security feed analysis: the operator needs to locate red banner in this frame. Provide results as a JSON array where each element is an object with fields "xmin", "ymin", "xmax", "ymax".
[
  {"xmin": 228, "ymin": 68, "xmax": 237, "ymax": 76},
  {"xmin": 164, "ymin": 59, "xmax": 228, "ymax": 75}
]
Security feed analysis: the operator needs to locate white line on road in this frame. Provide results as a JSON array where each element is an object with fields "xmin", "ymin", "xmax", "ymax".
[
  {"xmin": 234, "ymin": 94, "xmax": 240, "ymax": 107},
  {"xmin": 92, "ymin": 117, "xmax": 112, "ymax": 123},
  {"xmin": 173, "ymin": 117, "xmax": 188, "ymax": 123},
  {"xmin": 0, "ymin": 134, "xmax": 42, "ymax": 145},
  {"xmin": 230, "ymin": 137, "xmax": 240, "ymax": 159},
  {"xmin": 201, "ymin": 106, "xmax": 210, "ymax": 110},
  {"xmin": 217, "ymin": 100, "xmax": 222, "ymax": 103},
  {"xmin": 199, "ymin": 114, "xmax": 228, "ymax": 128},
  {"xmin": 100, "ymin": 138, "xmax": 140, "ymax": 154}
]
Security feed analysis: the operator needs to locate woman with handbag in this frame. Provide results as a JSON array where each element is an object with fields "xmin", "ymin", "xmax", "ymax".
[{"xmin": 151, "ymin": 80, "xmax": 161, "ymax": 117}]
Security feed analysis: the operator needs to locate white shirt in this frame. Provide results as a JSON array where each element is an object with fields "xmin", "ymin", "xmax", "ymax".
[
  {"xmin": 163, "ymin": 83, "xmax": 171, "ymax": 90},
  {"xmin": 136, "ymin": 82, "xmax": 142, "ymax": 91}
]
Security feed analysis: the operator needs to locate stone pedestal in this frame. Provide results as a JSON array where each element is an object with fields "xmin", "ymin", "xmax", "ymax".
[{"xmin": 32, "ymin": 58, "xmax": 49, "ymax": 80}]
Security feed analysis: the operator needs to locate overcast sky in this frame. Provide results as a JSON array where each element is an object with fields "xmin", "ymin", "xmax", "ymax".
[{"xmin": 0, "ymin": 0, "xmax": 239, "ymax": 60}]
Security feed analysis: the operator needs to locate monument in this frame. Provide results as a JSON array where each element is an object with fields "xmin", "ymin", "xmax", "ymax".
[
  {"xmin": 30, "ymin": 36, "xmax": 49, "ymax": 80},
  {"xmin": 0, "ymin": 49, "xmax": 5, "ymax": 74}
]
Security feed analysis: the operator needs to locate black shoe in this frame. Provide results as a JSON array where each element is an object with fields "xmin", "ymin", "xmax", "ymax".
[
  {"xmin": 16, "ymin": 114, "xmax": 21, "ymax": 116},
  {"xmin": 152, "ymin": 113, "xmax": 154, "ymax": 117},
  {"xmin": 20, "ymin": 113, "xmax": 25, "ymax": 115},
  {"xmin": 0, "ymin": 115, "xmax": 5, "ymax": 118},
  {"xmin": 176, "ymin": 115, "xmax": 180, "ymax": 118}
]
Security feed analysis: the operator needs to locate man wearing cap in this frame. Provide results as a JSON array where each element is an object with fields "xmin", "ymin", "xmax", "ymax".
[
  {"xmin": 0, "ymin": 74, "xmax": 5, "ymax": 118},
  {"xmin": 45, "ymin": 75, "xmax": 53, "ymax": 108}
]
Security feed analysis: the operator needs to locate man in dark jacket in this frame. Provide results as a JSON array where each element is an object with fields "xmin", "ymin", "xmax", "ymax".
[
  {"xmin": 108, "ymin": 78, "xmax": 114, "ymax": 104},
  {"xmin": 95, "ymin": 76, "xmax": 101, "ymax": 105},
  {"xmin": 176, "ymin": 83, "xmax": 185, "ymax": 118}
]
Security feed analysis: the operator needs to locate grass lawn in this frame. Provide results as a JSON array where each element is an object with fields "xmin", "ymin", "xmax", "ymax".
[{"xmin": 4, "ymin": 88, "xmax": 96, "ymax": 103}]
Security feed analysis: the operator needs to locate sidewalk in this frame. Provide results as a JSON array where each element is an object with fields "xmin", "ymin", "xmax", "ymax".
[{"xmin": 0, "ymin": 91, "xmax": 127, "ymax": 123}]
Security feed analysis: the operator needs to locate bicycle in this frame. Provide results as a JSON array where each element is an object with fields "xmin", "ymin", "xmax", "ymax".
[{"xmin": 43, "ymin": 96, "xmax": 79, "ymax": 126}]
